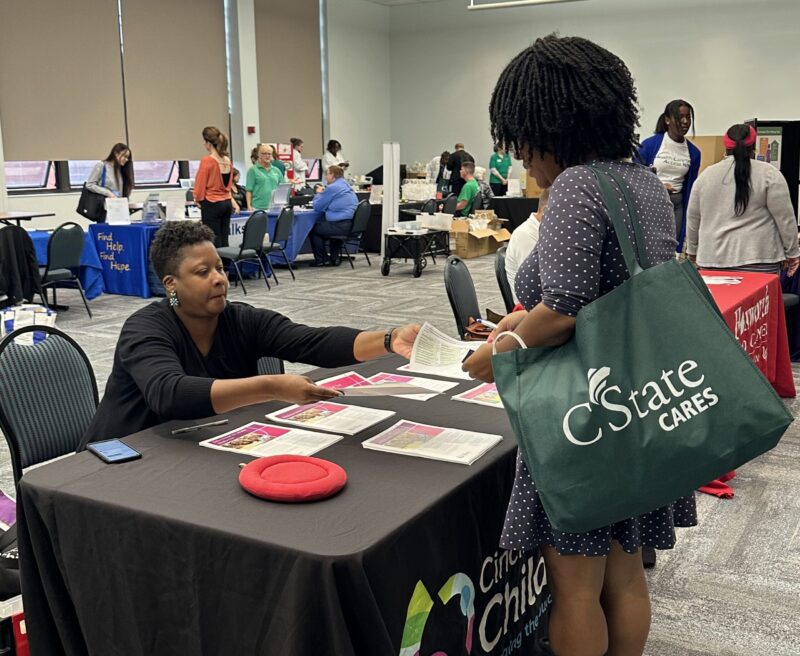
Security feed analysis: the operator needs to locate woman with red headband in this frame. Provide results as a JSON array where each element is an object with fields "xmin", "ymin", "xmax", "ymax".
[{"xmin": 686, "ymin": 124, "xmax": 800, "ymax": 276}]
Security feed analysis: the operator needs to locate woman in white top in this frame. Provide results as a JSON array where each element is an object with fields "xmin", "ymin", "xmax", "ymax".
[
  {"xmin": 85, "ymin": 143, "xmax": 134, "ymax": 199},
  {"xmin": 322, "ymin": 140, "xmax": 349, "ymax": 172},
  {"xmin": 290, "ymin": 137, "xmax": 309, "ymax": 189},
  {"xmin": 636, "ymin": 99, "xmax": 701, "ymax": 251},
  {"xmin": 686, "ymin": 123, "xmax": 800, "ymax": 276},
  {"xmin": 504, "ymin": 187, "xmax": 549, "ymax": 303}
]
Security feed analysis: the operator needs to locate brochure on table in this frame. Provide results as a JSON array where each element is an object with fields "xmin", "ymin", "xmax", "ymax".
[
  {"xmin": 401, "ymin": 322, "xmax": 475, "ymax": 380},
  {"xmin": 452, "ymin": 383, "xmax": 504, "ymax": 409},
  {"xmin": 199, "ymin": 421, "xmax": 341, "ymax": 457},
  {"xmin": 266, "ymin": 402, "xmax": 395, "ymax": 435},
  {"xmin": 362, "ymin": 420, "xmax": 502, "ymax": 465},
  {"xmin": 316, "ymin": 370, "xmax": 457, "ymax": 401}
]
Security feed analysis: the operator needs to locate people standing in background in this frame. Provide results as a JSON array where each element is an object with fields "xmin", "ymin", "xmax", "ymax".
[
  {"xmin": 489, "ymin": 145, "xmax": 512, "ymax": 197},
  {"xmin": 427, "ymin": 151, "xmax": 450, "ymax": 194},
  {"xmin": 636, "ymin": 99, "xmax": 701, "ymax": 251},
  {"xmin": 686, "ymin": 123, "xmax": 800, "ymax": 276},
  {"xmin": 323, "ymin": 140, "xmax": 349, "ymax": 171},
  {"xmin": 504, "ymin": 187, "xmax": 549, "ymax": 302},
  {"xmin": 268, "ymin": 144, "xmax": 287, "ymax": 177},
  {"xmin": 454, "ymin": 162, "xmax": 479, "ymax": 217},
  {"xmin": 86, "ymin": 143, "xmax": 134, "ymax": 200},
  {"xmin": 193, "ymin": 126, "xmax": 236, "ymax": 247},
  {"xmin": 246, "ymin": 143, "xmax": 284, "ymax": 211},
  {"xmin": 290, "ymin": 137, "xmax": 308, "ymax": 189},
  {"xmin": 447, "ymin": 143, "xmax": 474, "ymax": 197},
  {"xmin": 231, "ymin": 168, "xmax": 247, "ymax": 211},
  {"xmin": 309, "ymin": 165, "xmax": 358, "ymax": 267}
]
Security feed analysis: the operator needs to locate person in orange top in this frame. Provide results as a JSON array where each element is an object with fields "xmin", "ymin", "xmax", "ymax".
[{"xmin": 193, "ymin": 126, "xmax": 238, "ymax": 247}]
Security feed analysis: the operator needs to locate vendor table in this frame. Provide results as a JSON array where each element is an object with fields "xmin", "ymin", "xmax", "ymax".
[
  {"xmin": 28, "ymin": 230, "xmax": 104, "ymax": 300},
  {"xmin": 230, "ymin": 209, "xmax": 321, "ymax": 262},
  {"xmin": 490, "ymin": 198, "xmax": 539, "ymax": 232},
  {"xmin": 18, "ymin": 357, "xmax": 551, "ymax": 656},
  {"xmin": 88, "ymin": 223, "xmax": 161, "ymax": 298},
  {"xmin": 704, "ymin": 270, "xmax": 795, "ymax": 398},
  {"xmin": 0, "ymin": 211, "xmax": 55, "ymax": 227},
  {"xmin": 364, "ymin": 202, "xmax": 426, "ymax": 253}
]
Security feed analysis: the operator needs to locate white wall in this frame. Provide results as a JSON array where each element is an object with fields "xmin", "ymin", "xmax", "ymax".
[
  {"xmin": 388, "ymin": 0, "xmax": 800, "ymax": 168},
  {"xmin": 326, "ymin": 0, "xmax": 392, "ymax": 175}
]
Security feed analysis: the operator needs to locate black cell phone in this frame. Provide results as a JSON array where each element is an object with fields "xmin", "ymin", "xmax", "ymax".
[{"xmin": 86, "ymin": 439, "xmax": 142, "ymax": 464}]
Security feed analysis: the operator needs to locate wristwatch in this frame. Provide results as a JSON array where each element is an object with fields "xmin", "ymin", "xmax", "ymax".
[{"xmin": 384, "ymin": 328, "xmax": 396, "ymax": 354}]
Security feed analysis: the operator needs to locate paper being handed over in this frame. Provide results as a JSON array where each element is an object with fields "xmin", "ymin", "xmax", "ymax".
[{"xmin": 400, "ymin": 322, "xmax": 475, "ymax": 380}]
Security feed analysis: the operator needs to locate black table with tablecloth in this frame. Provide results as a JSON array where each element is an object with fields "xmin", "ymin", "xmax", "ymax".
[
  {"xmin": 490, "ymin": 197, "xmax": 539, "ymax": 232},
  {"xmin": 18, "ymin": 357, "xmax": 550, "ymax": 656}
]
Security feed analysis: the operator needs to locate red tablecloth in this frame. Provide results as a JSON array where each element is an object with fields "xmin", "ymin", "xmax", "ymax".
[
  {"xmin": 703, "ymin": 271, "xmax": 795, "ymax": 398},
  {"xmin": 700, "ymin": 271, "xmax": 795, "ymax": 497}
]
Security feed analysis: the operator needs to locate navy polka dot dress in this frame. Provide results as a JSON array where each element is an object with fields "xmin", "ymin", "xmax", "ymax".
[{"xmin": 500, "ymin": 160, "xmax": 697, "ymax": 557}]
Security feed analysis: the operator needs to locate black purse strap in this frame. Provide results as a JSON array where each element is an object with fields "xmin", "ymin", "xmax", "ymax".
[{"xmin": 587, "ymin": 164, "xmax": 651, "ymax": 277}]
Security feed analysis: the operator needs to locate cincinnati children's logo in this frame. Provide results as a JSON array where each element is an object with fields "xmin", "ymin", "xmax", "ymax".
[{"xmin": 562, "ymin": 360, "xmax": 719, "ymax": 445}]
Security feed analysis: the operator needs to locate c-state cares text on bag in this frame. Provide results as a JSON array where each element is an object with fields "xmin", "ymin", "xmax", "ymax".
[{"xmin": 492, "ymin": 164, "xmax": 793, "ymax": 533}]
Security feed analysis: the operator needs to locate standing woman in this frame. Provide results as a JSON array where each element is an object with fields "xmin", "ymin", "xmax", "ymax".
[
  {"xmin": 636, "ymin": 99, "xmax": 701, "ymax": 251},
  {"xmin": 463, "ymin": 35, "xmax": 696, "ymax": 656},
  {"xmin": 85, "ymin": 143, "xmax": 134, "ymax": 200},
  {"xmin": 245, "ymin": 143, "xmax": 284, "ymax": 211},
  {"xmin": 488, "ymin": 144, "xmax": 512, "ymax": 197},
  {"xmin": 686, "ymin": 124, "xmax": 800, "ymax": 275},
  {"xmin": 193, "ymin": 127, "xmax": 236, "ymax": 247},
  {"xmin": 290, "ymin": 137, "xmax": 309, "ymax": 190}
]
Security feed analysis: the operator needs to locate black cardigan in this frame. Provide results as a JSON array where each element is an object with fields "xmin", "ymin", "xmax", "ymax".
[{"xmin": 81, "ymin": 300, "xmax": 361, "ymax": 447}]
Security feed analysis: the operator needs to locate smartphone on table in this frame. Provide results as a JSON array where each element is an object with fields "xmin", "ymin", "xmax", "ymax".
[{"xmin": 86, "ymin": 439, "xmax": 142, "ymax": 464}]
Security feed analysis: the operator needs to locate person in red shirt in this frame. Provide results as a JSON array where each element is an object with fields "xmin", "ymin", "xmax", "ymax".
[{"xmin": 192, "ymin": 127, "xmax": 238, "ymax": 247}]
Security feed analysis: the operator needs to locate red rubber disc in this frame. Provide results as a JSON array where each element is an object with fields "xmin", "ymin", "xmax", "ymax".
[{"xmin": 239, "ymin": 455, "xmax": 347, "ymax": 502}]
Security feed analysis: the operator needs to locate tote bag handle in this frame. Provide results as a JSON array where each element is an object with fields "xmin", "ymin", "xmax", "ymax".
[{"xmin": 587, "ymin": 165, "xmax": 652, "ymax": 277}]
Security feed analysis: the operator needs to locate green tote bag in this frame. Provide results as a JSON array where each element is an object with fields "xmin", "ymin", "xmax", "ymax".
[{"xmin": 492, "ymin": 164, "xmax": 793, "ymax": 533}]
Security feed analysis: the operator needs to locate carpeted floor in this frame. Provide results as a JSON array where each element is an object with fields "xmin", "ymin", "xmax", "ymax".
[{"xmin": 2, "ymin": 252, "xmax": 799, "ymax": 655}]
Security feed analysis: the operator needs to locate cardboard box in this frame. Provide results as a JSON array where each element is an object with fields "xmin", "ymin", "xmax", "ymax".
[{"xmin": 449, "ymin": 218, "xmax": 512, "ymax": 259}]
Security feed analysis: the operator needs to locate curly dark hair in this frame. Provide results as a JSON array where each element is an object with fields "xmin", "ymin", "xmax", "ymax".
[
  {"xmin": 489, "ymin": 34, "xmax": 640, "ymax": 169},
  {"xmin": 150, "ymin": 222, "xmax": 216, "ymax": 279}
]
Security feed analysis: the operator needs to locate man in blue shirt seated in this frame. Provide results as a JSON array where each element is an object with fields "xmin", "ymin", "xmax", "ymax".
[{"xmin": 309, "ymin": 165, "xmax": 358, "ymax": 266}]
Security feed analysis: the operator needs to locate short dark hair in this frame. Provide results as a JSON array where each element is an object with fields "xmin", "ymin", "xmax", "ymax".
[
  {"xmin": 150, "ymin": 222, "xmax": 216, "ymax": 279},
  {"xmin": 461, "ymin": 161, "xmax": 475, "ymax": 174},
  {"xmin": 490, "ymin": 34, "xmax": 640, "ymax": 168}
]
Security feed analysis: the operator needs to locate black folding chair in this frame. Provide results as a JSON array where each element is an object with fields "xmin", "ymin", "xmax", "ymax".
[
  {"xmin": 263, "ymin": 207, "xmax": 295, "ymax": 283},
  {"xmin": 443, "ymin": 255, "xmax": 482, "ymax": 339},
  {"xmin": 441, "ymin": 194, "xmax": 458, "ymax": 215},
  {"xmin": 216, "ymin": 211, "xmax": 270, "ymax": 295},
  {"xmin": 40, "ymin": 222, "xmax": 92, "ymax": 318},
  {"xmin": 0, "ymin": 325, "xmax": 98, "ymax": 487},
  {"xmin": 495, "ymin": 245, "xmax": 516, "ymax": 313},
  {"xmin": 330, "ymin": 200, "xmax": 372, "ymax": 269},
  {"xmin": 420, "ymin": 199, "xmax": 436, "ymax": 214}
]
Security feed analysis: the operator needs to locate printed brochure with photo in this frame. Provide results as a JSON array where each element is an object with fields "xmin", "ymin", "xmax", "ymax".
[
  {"xmin": 199, "ymin": 421, "xmax": 342, "ymax": 457},
  {"xmin": 452, "ymin": 383, "xmax": 504, "ymax": 409},
  {"xmin": 266, "ymin": 402, "xmax": 395, "ymax": 435},
  {"xmin": 316, "ymin": 370, "xmax": 455, "ymax": 400},
  {"xmin": 362, "ymin": 420, "xmax": 502, "ymax": 465}
]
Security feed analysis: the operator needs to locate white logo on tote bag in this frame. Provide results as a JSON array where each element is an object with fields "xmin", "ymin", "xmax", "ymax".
[{"xmin": 562, "ymin": 361, "xmax": 719, "ymax": 445}]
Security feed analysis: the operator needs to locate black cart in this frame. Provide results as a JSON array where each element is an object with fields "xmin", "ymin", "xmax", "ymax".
[{"xmin": 381, "ymin": 229, "xmax": 450, "ymax": 277}]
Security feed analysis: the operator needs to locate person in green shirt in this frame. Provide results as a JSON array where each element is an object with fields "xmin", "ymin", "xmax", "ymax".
[
  {"xmin": 246, "ymin": 144, "xmax": 285, "ymax": 210},
  {"xmin": 455, "ymin": 162, "xmax": 479, "ymax": 217},
  {"xmin": 489, "ymin": 145, "xmax": 513, "ymax": 197}
]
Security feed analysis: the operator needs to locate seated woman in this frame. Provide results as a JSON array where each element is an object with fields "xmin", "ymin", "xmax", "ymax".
[
  {"xmin": 309, "ymin": 165, "xmax": 358, "ymax": 266},
  {"xmin": 80, "ymin": 222, "xmax": 419, "ymax": 448}
]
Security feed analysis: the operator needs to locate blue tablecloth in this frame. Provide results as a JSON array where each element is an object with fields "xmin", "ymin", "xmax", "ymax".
[
  {"xmin": 89, "ymin": 223, "xmax": 162, "ymax": 298},
  {"xmin": 28, "ymin": 230, "xmax": 105, "ymax": 300},
  {"xmin": 230, "ymin": 209, "xmax": 321, "ymax": 262}
]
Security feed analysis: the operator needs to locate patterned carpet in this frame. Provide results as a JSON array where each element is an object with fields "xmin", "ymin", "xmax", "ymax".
[{"xmin": 2, "ymin": 252, "xmax": 799, "ymax": 655}]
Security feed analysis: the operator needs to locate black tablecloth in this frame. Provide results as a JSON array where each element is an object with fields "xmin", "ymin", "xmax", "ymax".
[
  {"xmin": 490, "ymin": 197, "xmax": 539, "ymax": 232},
  {"xmin": 19, "ymin": 358, "xmax": 551, "ymax": 656},
  {"xmin": 363, "ymin": 202, "xmax": 426, "ymax": 253}
]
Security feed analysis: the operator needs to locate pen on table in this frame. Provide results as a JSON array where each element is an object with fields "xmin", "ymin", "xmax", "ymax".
[
  {"xmin": 476, "ymin": 318, "xmax": 498, "ymax": 329},
  {"xmin": 171, "ymin": 419, "xmax": 229, "ymax": 435}
]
